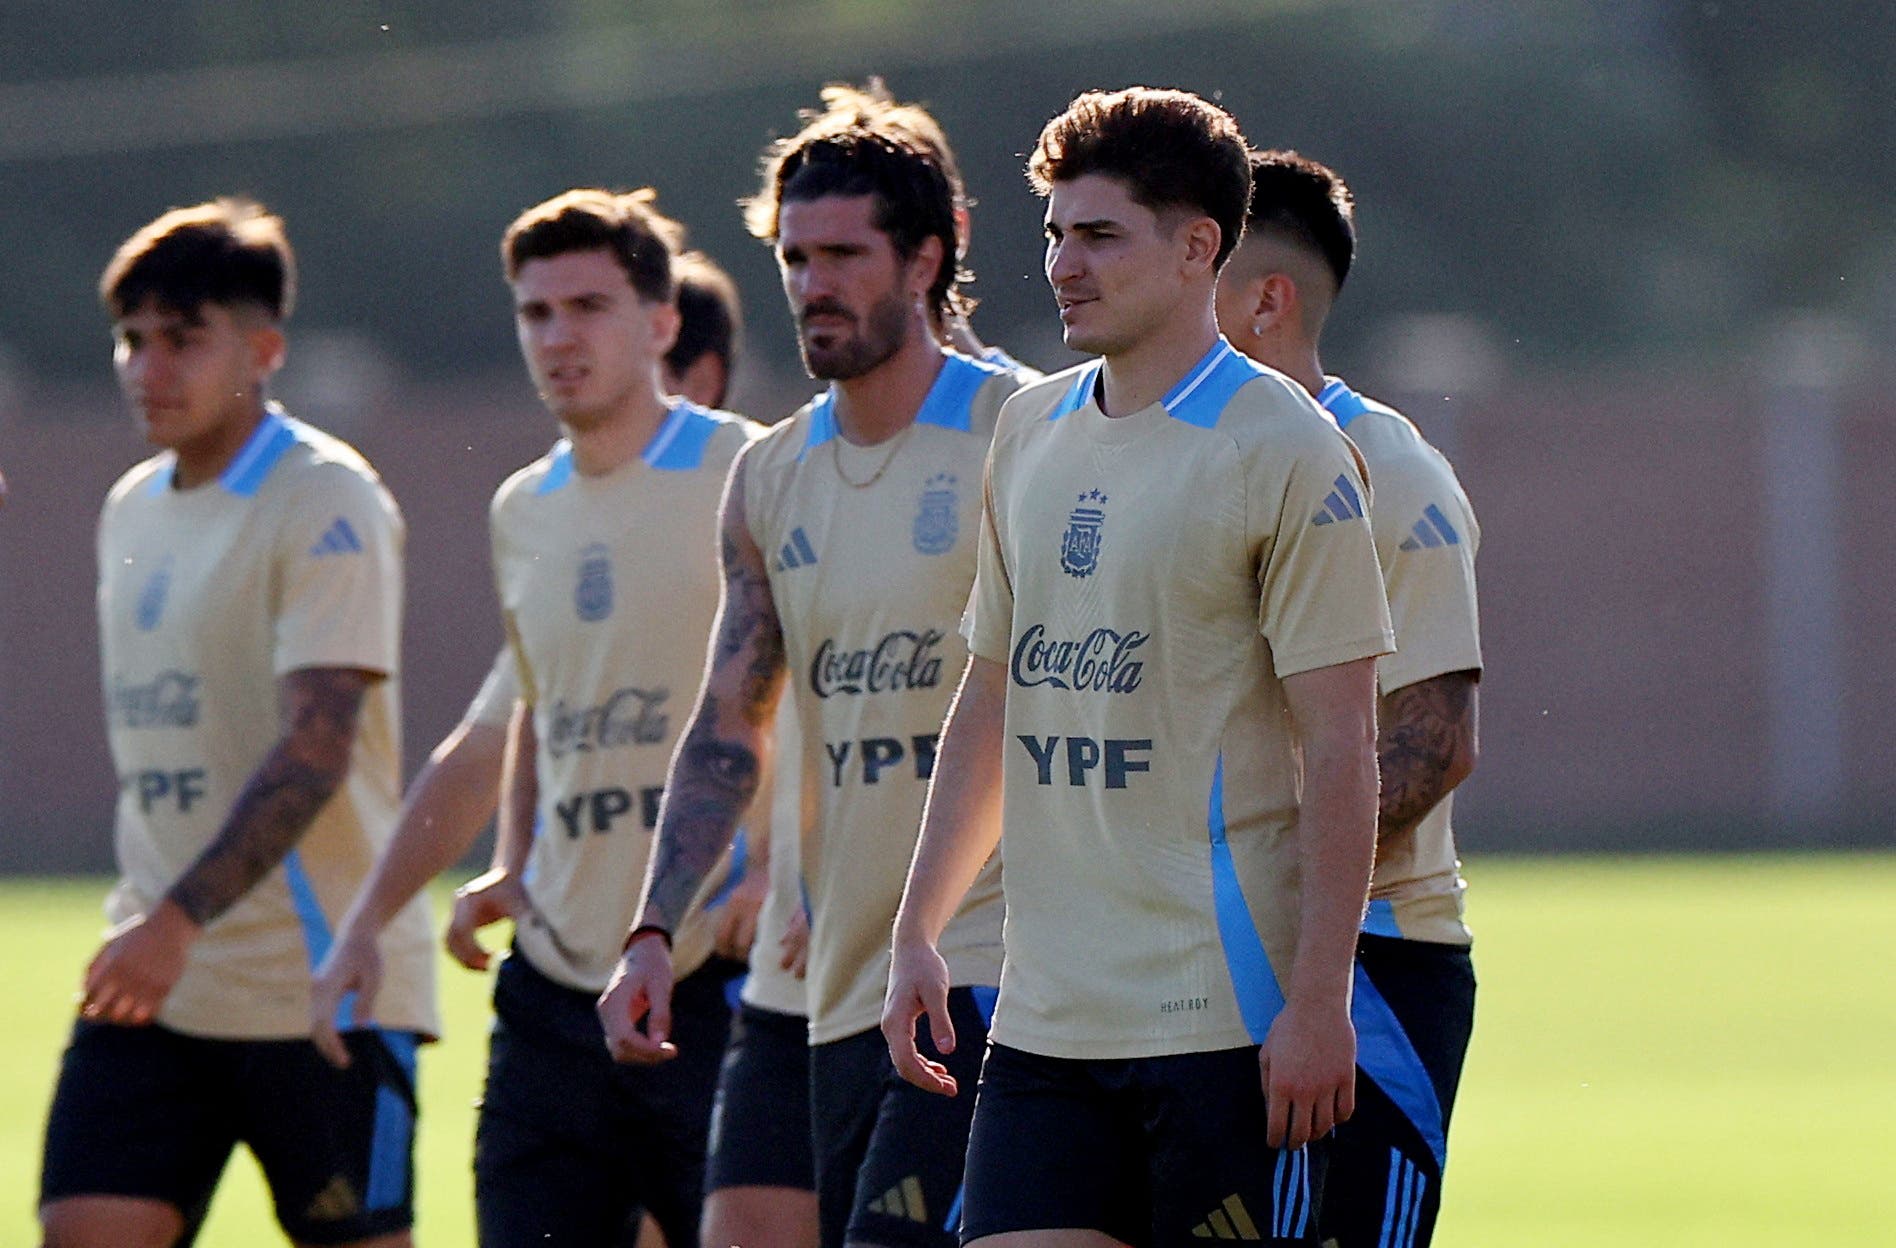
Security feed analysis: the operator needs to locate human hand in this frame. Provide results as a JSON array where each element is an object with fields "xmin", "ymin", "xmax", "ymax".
[
  {"xmin": 1258, "ymin": 997, "xmax": 1356, "ymax": 1149},
  {"xmin": 881, "ymin": 937, "xmax": 958, "ymax": 1096},
  {"xmin": 596, "ymin": 931, "xmax": 678, "ymax": 1064},
  {"xmin": 444, "ymin": 867, "xmax": 528, "ymax": 971},
  {"xmin": 779, "ymin": 904, "xmax": 810, "ymax": 978},
  {"xmin": 310, "ymin": 929, "xmax": 382, "ymax": 1067},
  {"xmin": 81, "ymin": 901, "xmax": 198, "ymax": 1026}
]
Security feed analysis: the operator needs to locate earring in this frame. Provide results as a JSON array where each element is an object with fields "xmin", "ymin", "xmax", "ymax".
[{"xmin": 1251, "ymin": 322, "xmax": 1266, "ymax": 338}]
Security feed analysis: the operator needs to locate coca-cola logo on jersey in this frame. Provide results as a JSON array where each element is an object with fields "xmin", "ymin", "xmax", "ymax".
[
  {"xmin": 110, "ymin": 670, "xmax": 202, "ymax": 728},
  {"xmin": 1009, "ymin": 624, "xmax": 1149, "ymax": 694},
  {"xmin": 545, "ymin": 686, "xmax": 670, "ymax": 758},
  {"xmin": 809, "ymin": 629, "xmax": 946, "ymax": 698}
]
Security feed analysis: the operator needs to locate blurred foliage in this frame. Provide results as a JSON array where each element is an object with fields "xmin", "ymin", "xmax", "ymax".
[{"xmin": 0, "ymin": 0, "xmax": 1888, "ymax": 399}]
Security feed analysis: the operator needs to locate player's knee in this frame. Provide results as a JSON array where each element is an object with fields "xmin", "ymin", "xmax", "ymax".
[{"xmin": 40, "ymin": 1196, "xmax": 185, "ymax": 1248}]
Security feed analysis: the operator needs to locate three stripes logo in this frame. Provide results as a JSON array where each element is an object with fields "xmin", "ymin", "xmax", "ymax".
[
  {"xmin": 309, "ymin": 516, "xmax": 364, "ymax": 558},
  {"xmin": 1191, "ymin": 1193, "xmax": 1263, "ymax": 1240},
  {"xmin": 1397, "ymin": 504, "xmax": 1462, "ymax": 551},
  {"xmin": 774, "ymin": 526, "xmax": 819, "ymax": 572},
  {"xmin": 1310, "ymin": 475, "xmax": 1366, "ymax": 528},
  {"xmin": 1377, "ymin": 1149, "xmax": 1430, "ymax": 1248},
  {"xmin": 865, "ymin": 1175, "xmax": 929, "ymax": 1223}
]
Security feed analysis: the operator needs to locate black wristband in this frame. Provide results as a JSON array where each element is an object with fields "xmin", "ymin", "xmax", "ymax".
[{"xmin": 624, "ymin": 923, "xmax": 672, "ymax": 953}]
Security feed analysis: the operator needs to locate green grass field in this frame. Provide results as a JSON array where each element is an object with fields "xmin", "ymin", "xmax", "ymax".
[{"xmin": 3, "ymin": 855, "xmax": 1890, "ymax": 1245}]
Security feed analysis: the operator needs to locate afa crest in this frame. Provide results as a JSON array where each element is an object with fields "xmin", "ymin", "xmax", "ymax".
[
  {"xmin": 913, "ymin": 472, "xmax": 958, "ymax": 556},
  {"xmin": 575, "ymin": 542, "xmax": 614, "ymax": 622},
  {"xmin": 134, "ymin": 557, "xmax": 173, "ymax": 632},
  {"xmin": 1059, "ymin": 489, "xmax": 1109, "ymax": 578}
]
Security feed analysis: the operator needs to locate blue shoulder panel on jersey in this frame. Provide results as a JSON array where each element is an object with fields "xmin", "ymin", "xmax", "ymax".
[
  {"xmin": 534, "ymin": 441, "xmax": 576, "ymax": 495},
  {"xmin": 803, "ymin": 352, "xmax": 1002, "ymax": 458},
  {"xmin": 799, "ymin": 389, "xmax": 839, "ymax": 461},
  {"xmin": 1046, "ymin": 364, "xmax": 1099, "ymax": 422},
  {"xmin": 1166, "ymin": 340, "xmax": 1269, "ymax": 430},
  {"xmin": 1207, "ymin": 753, "xmax": 1288, "ymax": 1043},
  {"xmin": 1353, "ymin": 961, "xmax": 1448, "ymax": 1167},
  {"xmin": 916, "ymin": 352, "xmax": 1005, "ymax": 433},
  {"xmin": 220, "ymin": 406, "xmax": 301, "ymax": 497},
  {"xmin": 645, "ymin": 400, "xmax": 727, "ymax": 471},
  {"xmin": 1317, "ymin": 376, "xmax": 1371, "ymax": 431}
]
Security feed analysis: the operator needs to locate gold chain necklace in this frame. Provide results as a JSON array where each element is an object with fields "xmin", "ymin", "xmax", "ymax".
[{"xmin": 830, "ymin": 419, "xmax": 915, "ymax": 489}]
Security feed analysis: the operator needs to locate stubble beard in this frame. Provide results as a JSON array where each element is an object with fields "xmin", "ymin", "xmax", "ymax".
[{"xmin": 800, "ymin": 289, "xmax": 911, "ymax": 382}]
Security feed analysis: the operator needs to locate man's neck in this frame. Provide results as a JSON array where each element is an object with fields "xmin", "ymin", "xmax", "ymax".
[
  {"xmin": 831, "ymin": 324, "xmax": 948, "ymax": 446},
  {"xmin": 1097, "ymin": 297, "xmax": 1222, "ymax": 419},
  {"xmin": 172, "ymin": 399, "xmax": 268, "ymax": 490},
  {"xmin": 567, "ymin": 386, "xmax": 671, "ymax": 477},
  {"xmin": 1246, "ymin": 331, "xmax": 1325, "ymax": 398}
]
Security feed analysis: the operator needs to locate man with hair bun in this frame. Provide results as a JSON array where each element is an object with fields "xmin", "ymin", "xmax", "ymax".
[
  {"xmin": 600, "ymin": 80, "xmax": 1031, "ymax": 1248},
  {"xmin": 1217, "ymin": 148, "xmax": 1482, "ymax": 1248},
  {"xmin": 886, "ymin": 89, "xmax": 1392, "ymax": 1246},
  {"xmin": 42, "ymin": 197, "xmax": 434, "ymax": 1248}
]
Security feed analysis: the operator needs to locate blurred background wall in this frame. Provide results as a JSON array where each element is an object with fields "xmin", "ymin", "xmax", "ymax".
[{"xmin": 2, "ymin": 0, "xmax": 1891, "ymax": 869}]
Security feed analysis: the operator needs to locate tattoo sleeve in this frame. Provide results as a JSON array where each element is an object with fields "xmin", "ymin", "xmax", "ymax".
[
  {"xmin": 165, "ymin": 666, "xmax": 374, "ymax": 926},
  {"xmin": 1376, "ymin": 670, "xmax": 1479, "ymax": 840},
  {"xmin": 638, "ymin": 452, "xmax": 787, "ymax": 932}
]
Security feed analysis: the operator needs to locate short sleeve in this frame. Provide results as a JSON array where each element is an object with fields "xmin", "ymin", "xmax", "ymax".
[
  {"xmin": 273, "ymin": 466, "xmax": 403, "ymax": 677},
  {"xmin": 463, "ymin": 646, "xmax": 520, "ymax": 727},
  {"xmin": 961, "ymin": 449, "xmax": 1016, "ymax": 662},
  {"xmin": 1372, "ymin": 452, "xmax": 1482, "ymax": 693},
  {"xmin": 1253, "ymin": 426, "xmax": 1394, "ymax": 678}
]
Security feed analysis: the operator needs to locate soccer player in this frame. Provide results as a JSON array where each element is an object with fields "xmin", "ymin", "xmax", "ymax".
[
  {"xmin": 883, "ymin": 88, "xmax": 1396, "ymax": 1246},
  {"xmin": 307, "ymin": 236, "xmax": 758, "ymax": 1248},
  {"xmin": 40, "ymin": 198, "xmax": 435, "ymax": 1248},
  {"xmin": 1215, "ymin": 150, "xmax": 1482, "ymax": 1248},
  {"xmin": 598, "ymin": 84, "xmax": 1027, "ymax": 1248}
]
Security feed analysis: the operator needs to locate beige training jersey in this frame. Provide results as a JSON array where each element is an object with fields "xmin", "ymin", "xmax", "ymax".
[
  {"xmin": 1317, "ymin": 378, "xmax": 1481, "ymax": 946},
  {"xmin": 745, "ymin": 350, "xmax": 1023, "ymax": 1044},
  {"xmin": 464, "ymin": 646, "xmax": 518, "ymax": 729},
  {"xmin": 738, "ymin": 698, "xmax": 809, "ymax": 1017},
  {"xmin": 492, "ymin": 401, "xmax": 763, "ymax": 993},
  {"xmin": 966, "ymin": 342, "xmax": 1394, "ymax": 1060},
  {"xmin": 98, "ymin": 405, "xmax": 438, "ymax": 1040}
]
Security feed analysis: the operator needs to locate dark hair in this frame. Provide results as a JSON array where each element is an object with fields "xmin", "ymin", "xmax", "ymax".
[
  {"xmin": 667, "ymin": 250, "xmax": 742, "ymax": 382},
  {"xmin": 502, "ymin": 187, "xmax": 683, "ymax": 303},
  {"xmin": 100, "ymin": 197, "xmax": 295, "ymax": 321},
  {"xmin": 1246, "ymin": 150, "xmax": 1356, "ymax": 292},
  {"xmin": 1028, "ymin": 87, "xmax": 1251, "ymax": 270},
  {"xmin": 744, "ymin": 79, "xmax": 969, "ymax": 318}
]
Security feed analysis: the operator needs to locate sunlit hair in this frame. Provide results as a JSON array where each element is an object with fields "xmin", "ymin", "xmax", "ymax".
[
  {"xmin": 1029, "ymin": 87, "xmax": 1252, "ymax": 270},
  {"xmin": 502, "ymin": 187, "xmax": 684, "ymax": 303},
  {"xmin": 101, "ymin": 197, "xmax": 295, "ymax": 321},
  {"xmin": 667, "ymin": 250, "xmax": 742, "ymax": 390},
  {"xmin": 743, "ymin": 78, "xmax": 970, "ymax": 318},
  {"xmin": 1245, "ymin": 149, "xmax": 1356, "ymax": 292}
]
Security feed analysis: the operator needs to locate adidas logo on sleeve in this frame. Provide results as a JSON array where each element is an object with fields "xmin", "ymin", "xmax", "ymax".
[
  {"xmin": 1396, "ymin": 503, "xmax": 1462, "ymax": 551},
  {"xmin": 309, "ymin": 517, "xmax": 363, "ymax": 557}
]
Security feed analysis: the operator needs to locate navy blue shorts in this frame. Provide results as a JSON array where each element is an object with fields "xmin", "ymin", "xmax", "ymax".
[
  {"xmin": 810, "ymin": 986, "xmax": 994, "ymax": 1248},
  {"xmin": 474, "ymin": 949, "xmax": 740, "ymax": 1248},
  {"xmin": 1320, "ymin": 934, "xmax": 1476, "ymax": 1248},
  {"xmin": 41, "ymin": 1019, "xmax": 419, "ymax": 1246},
  {"xmin": 962, "ymin": 1042, "xmax": 1324, "ymax": 1246},
  {"xmin": 706, "ymin": 1001, "xmax": 815, "ymax": 1193}
]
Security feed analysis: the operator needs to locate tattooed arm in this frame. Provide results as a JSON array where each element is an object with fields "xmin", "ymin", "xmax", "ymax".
[
  {"xmin": 1377, "ymin": 671, "xmax": 1480, "ymax": 840},
  {"xmin": 82, "ymin": 665, "xmax": 375, "ymax": 1025},
  {"xmin": 599, "ymin": 446, "xmax": 786, "ymax": 1062}
]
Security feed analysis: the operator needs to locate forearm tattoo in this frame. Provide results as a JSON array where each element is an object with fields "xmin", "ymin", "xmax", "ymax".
[
  {"xmin": 644, "ymin": 694, "xmax": 763, "ymax": 930},
  {"xmin": 166, "ymin": 668, "xmax": 369, "ymax": 926},
  {"xmin": 642, "ymin": 468, "xmax": 784, "ymax": 931},
  {"xmin": 1377, "ymin": 671, "xmax": 1478, "ymax": 839}
]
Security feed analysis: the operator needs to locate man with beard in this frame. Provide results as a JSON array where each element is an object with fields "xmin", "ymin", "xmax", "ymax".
[{"xmin": 599, "ymin": 83, "xmax": 1027, "ymax": 1248}]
